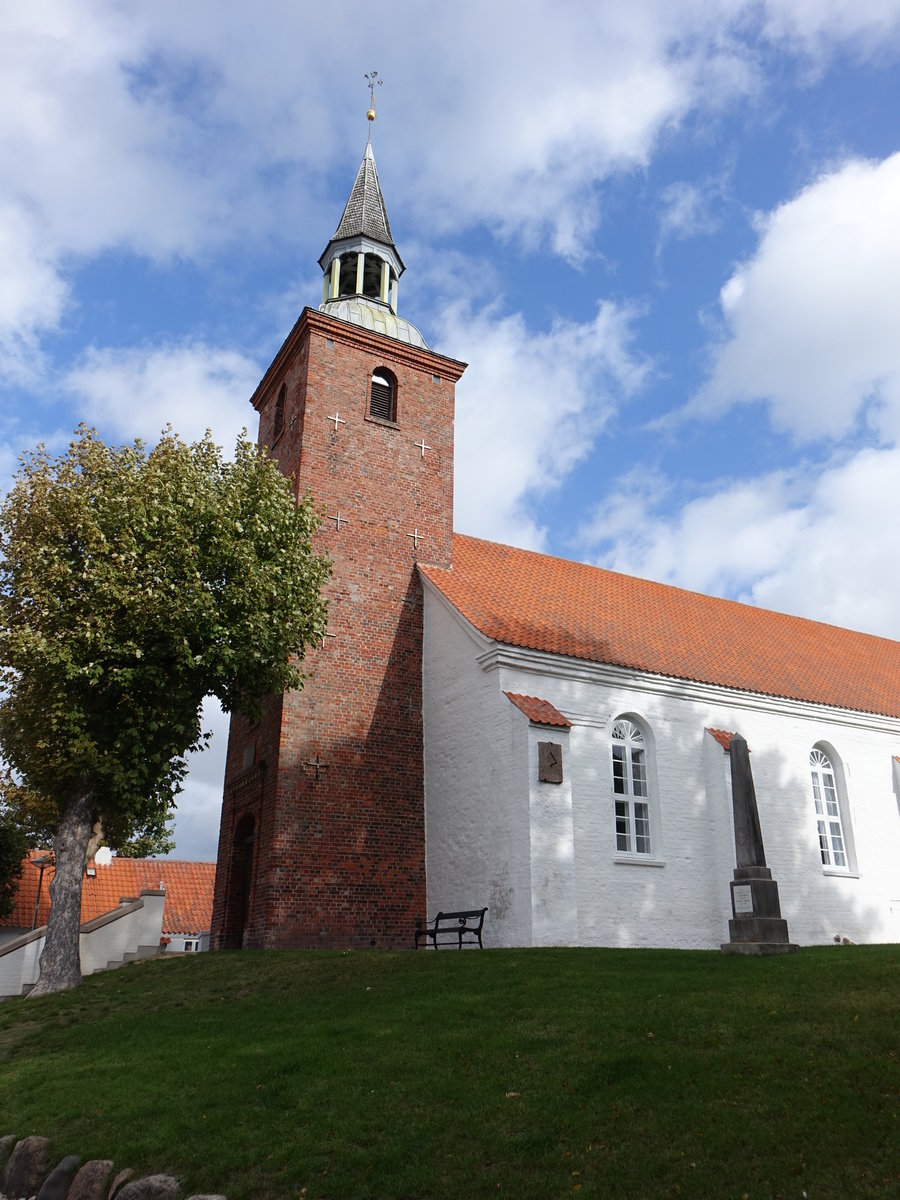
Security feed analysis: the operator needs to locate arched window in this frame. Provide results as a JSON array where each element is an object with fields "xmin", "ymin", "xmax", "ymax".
[
  {"xmin": 369, "ymin": 367, "xmax": 397, "ymax": 423},
  {"xmin": 272, "ymin": 383, "xmax": 285, "ymax": 441},
  {"xmin": 611, "ymin": 718, "xmax": 652, "ymax": 855},
  {"xmin": 810, "ymin": 745, "xmax": 852, "ymax": 869}
]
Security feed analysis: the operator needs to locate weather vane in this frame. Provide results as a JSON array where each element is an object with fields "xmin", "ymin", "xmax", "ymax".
[{"xmin": 365, "ymin": 70, "xmax": 382, "ymax": 137}]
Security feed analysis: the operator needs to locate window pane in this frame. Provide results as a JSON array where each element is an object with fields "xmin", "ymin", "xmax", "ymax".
[
  {"xmin": 631, "ymin": 748, "xmax": 647, "ymax": 797},
  {"xmin": 634, "ymin": 802, "xmax": 651, "ymax": 854},
  {"xmin": 817, "ymin": 820, "xmax": 831, "ymax": 865},
  {"xmin": 823, "ymin": 777, "xmax": 839, "ymax": 817},
  {"xmin": 829, "ymin": 822, "xmax": 846, "ymax": 867},
  {"xmin": 615, "ymin": 799, "xmax": 630, "ymax": 851},
  {"xmin": 612, "ymin": 744, "xmax": 627, "ymax": 794}
]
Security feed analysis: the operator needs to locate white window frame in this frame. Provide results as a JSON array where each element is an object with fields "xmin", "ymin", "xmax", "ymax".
[
  {"xmin": 610, "ymin": 717, "xmax": 657, "ymax": 859},
  {"xmin": 809, "ymin": 744, "xmax": 856, "ymax": 874}
]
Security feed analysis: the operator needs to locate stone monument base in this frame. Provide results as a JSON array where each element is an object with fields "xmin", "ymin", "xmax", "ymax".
[
  {"xmin": 721, "ymin": 866, "xmax": 798, "ymax": 955},
  {"xmin": 721, "ymin": 938, "xmax": 799, "ymax": 955}
]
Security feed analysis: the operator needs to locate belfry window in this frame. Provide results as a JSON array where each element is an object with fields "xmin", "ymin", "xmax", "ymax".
[
  {"xmin": 369, "ymin": 367, "xmax": 397, "ymax": 423},
  {"xmin": 611, "ymin": 718, "xmax": 653, "ymax": 855},
  {"xmin": 272, "ymin": 383, "xmax": 285, "ymax": 441}
]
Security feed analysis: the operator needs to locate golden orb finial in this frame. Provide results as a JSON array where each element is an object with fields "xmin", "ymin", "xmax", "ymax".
[{"xmin": 364, "ymin": 70, "xmax": 381, "ymax": 130}]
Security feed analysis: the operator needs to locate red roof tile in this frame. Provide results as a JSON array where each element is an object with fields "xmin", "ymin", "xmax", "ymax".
[
  {"xmin": 707, "ymin": 728, "xmax": 736, "ymax": 751},
  {"xmin": 2, "ymin": 851, "xmax": 215, "ymax": 935},
  {"xmin": 505, "ymin": 692, "xmax": 572, "ymax": 727},
  {"xmin": 420, "ymin": 534, "xmax": 900, "ymax": 718}
]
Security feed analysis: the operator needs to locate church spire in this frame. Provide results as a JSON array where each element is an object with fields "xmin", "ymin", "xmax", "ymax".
[
  {"xmin": 318, "ymin": 75, "xmax": 427, "ymax": 348},
  {"xmin": 326, "ymin": 139, "xmax": 398, "ymax": 252}
]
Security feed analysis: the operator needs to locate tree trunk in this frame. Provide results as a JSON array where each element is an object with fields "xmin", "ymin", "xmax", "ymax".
[{"xmin": 29, "ymin": 787, "xmax": 94, "ymax": 997}]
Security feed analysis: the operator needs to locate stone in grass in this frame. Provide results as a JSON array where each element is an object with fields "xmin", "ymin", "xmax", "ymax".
[
  {"xmin": 66, "ymin": 1160, "xmax": 114, "ymax": 1200},
  {"xmin": 2, "ymin": 1135, "xmax": 51, "ymax": 1199},
  {"xmin": 107, "ymin": 1167, "xmax": 134, "ymax": 1198},
  {"xmin": 115, "ymin": 1175, "xmax": 181, "ymax": 1200},
  {"xmin": 36, "ymin": 1154, "xmax": 82, "ymax": 1200},
  {"xmin": 0, "ymin": 1136, "xmax": 17, "ymax": 1178}
]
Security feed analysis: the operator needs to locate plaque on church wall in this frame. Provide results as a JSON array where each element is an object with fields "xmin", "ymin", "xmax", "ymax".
[
  {"xmin": 538, "ymin": 741, "xmax": 563, "ymax": 784},
  {"xmin": 732, "ymin": 884, "xmax": 753, "ymax": 917}
]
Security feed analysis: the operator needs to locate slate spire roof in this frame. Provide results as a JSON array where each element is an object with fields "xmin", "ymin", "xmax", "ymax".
[
  {"xmin": 420, "ymin": 534, "xmax": 900, "ymax": 719},
  {"xmin": 331, "ymin": 141, "xmax": 395, "ymax": 247}
]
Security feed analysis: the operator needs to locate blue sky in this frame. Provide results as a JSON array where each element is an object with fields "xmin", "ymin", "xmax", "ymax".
[{"xmin": 4, "ymin": 2, "xmax": 900, "ymax": 860}]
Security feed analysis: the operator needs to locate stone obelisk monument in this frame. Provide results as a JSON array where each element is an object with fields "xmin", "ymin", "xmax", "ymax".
[{"xmin": 721, "ymin": 734, "xmax": 797, "ymax": 955}]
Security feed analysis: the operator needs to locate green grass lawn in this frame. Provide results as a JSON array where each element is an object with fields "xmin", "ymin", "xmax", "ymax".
[{"xmin": 1, "ymin": 946, "xmax": 897, "ymax": 1199}]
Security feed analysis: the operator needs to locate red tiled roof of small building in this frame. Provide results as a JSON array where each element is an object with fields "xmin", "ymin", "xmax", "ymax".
[
  {"xmin": 505, "ymin": 692, "xmax": 572, "ymax": 727},
  {"xmin": 2, "ymin": 851, "xmax": 215, "ymax": 935},
  {"xmin": 707, "ymin": 728, "xmax": 736, "ymax": 751},
  {"xmin": 420, "ymin": 534, "xmax": 900, "ymax": 718}
]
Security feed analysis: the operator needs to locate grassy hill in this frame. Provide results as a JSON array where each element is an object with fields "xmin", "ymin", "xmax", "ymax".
[{"xmin": 1, "ymin": 945, "xmax": 897, "ymax": 1199}]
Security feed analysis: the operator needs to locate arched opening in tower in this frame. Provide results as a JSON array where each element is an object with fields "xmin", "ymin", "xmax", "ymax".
[{"xmin": 223, "ymin": 812, "xmax": 257, "ymax": 949}]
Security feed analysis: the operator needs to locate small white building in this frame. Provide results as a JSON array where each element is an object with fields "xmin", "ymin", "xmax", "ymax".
[{"xmin": 420, "ymin": 534, "xmax": 900, "ymax": 949}]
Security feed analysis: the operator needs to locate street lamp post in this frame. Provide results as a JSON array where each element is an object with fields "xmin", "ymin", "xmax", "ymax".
[{"xmin": 29, "ymin": 855, "xmax": 51, "ymax": 931}]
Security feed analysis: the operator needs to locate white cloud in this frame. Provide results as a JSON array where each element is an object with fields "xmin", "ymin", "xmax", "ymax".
[
  {"xmin": 656, "ymin": 176, "xmax": 728, "ymax": 252},
  {"xmin": 696, "ymin": 152, "xmax": 900, "ymax": 441},
  {"xmin": 64, "ymin": 342, "xmax": 261, "ymax": 449},
  {"xmin": 440, "ymin": 300, "xmax": 648, "ymax": 549},
  {"xmin": 0, "ymin": 5, "xmax": 222, "ymax": 261},
  {"xmin": 0, "ymin": 206, "xmax": 69, "ymax": 385},
  {"xmin": 581, "ymin": 445, "xmax": 900, "ymax": 640},
  {"xmin": 759, "ymin": 0, "xmax": 900, "ymax": 58},
  {"xmin": 170, "ymin": 695, "xmax": 228, "ymax": 862}
]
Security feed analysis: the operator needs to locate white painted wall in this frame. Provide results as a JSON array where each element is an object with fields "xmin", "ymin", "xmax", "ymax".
[
  {"xmin": 525, "ymin": 721, "xmax": 579, "ymax": 945},
  {"xmin": 163, "ymin": 932, "xmax": 210, "ymax": 953},
  {"xmin": 422, "ymin": 584, "xmax": 533, "ymax": 946},
  {"xmin": 422, "ymin": 586, "xmax": 900, "ymax": 949}
]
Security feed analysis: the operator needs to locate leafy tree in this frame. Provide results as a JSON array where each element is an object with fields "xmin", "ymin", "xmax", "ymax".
[
  {"xmin": 0, "ymin": 425, "xmax": 329, "ymax": 994},
  {"xmin": 0, "ymin": 789, "xmax": 29, "ymax": 921}
]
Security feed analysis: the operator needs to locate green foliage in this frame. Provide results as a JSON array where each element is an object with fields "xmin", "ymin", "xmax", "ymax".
[
  {"xmin": 113, "ymin": 819, "xmax": 176, "ymax": 859},
  {"xmin": 0, "ymin": 424, "xmax": 329, "ymax": 850},
  {"xmin": 0, "ymin": 796, "xmax": 29, "ymax": 919},
  {"xmin": 0, "ymin": 947, "xmax": 897, "ymax": 1199}
]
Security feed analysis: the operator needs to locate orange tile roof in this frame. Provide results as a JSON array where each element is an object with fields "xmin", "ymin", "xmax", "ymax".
[
  {"xmin": 505, "ymin": 692, "xmax": 572, "ymax": 727},
  {"xmin": 420, "ymin": 534, "xmax": 900, "ymax": 718},
  {"xmin": 2, "ymin": 851, "xmax": 215, "ymax": 935},
  {"xmin": 707, "ymin": 728, "xmax": 736, "ymax": 751}
]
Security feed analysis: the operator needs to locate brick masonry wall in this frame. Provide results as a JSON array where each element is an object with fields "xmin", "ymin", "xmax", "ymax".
[{"xmin": 212, "ymin": 309, "xmax": 465, "ymax": 950}]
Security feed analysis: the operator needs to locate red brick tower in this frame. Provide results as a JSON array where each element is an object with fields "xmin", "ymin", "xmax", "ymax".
[{"xmin": 210, "ymin": 127, "xmax": 465, "ymax": 949}]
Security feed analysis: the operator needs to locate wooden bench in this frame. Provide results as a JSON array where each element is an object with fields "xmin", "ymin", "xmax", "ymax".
[{"xmin": 414, "ymin": 907, "xmax": 487, "ymax": 949}]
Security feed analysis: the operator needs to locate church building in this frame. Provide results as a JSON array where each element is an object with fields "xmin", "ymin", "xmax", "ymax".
[{"xmin": 210, "ymin": 117, "xmax": 900, "ymax": 953}]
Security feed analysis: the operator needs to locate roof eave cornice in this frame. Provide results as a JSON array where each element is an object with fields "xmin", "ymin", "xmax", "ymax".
[{"xmin": 473, "ymin": 641, "xmax": 900, "ymax": 732}]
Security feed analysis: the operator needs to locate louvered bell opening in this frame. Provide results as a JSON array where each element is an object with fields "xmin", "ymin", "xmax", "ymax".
[
  {"xmin": 338, "ymin": 253, "xmax": 357, "ymax": 297},
  {"xmin": 370, "ymin": 371, "xmax": 396, "ymax": 422},
  {"xmin": 362, "ymin": 254, "xmax": 382, "ymax": 300}
]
